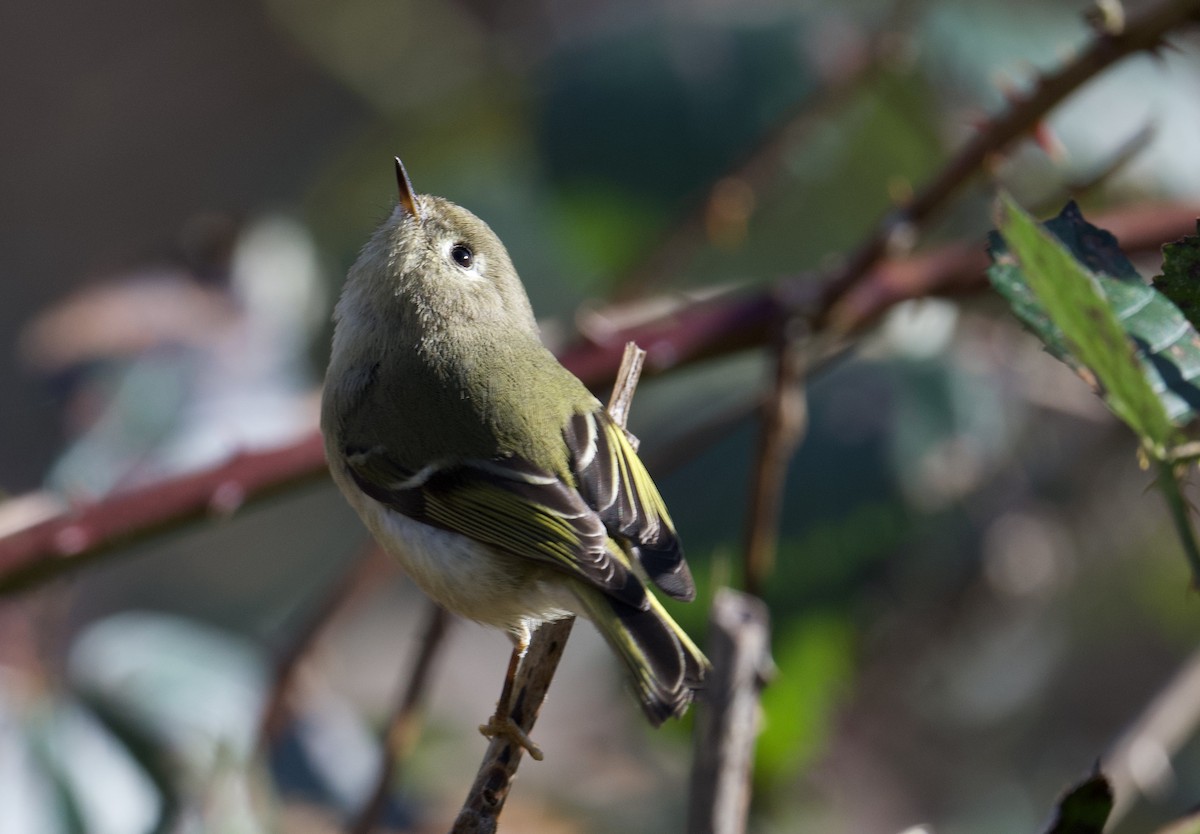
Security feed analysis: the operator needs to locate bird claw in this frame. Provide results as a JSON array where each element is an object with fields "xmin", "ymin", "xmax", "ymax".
[{"xmin": 479, "ymin": 714, "xmax": 544, "ymax": 761}]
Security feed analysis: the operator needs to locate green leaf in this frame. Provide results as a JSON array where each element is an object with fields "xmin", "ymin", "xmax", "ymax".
[
  {"xmin": 76, "ymin": 688, "xmax": 181, "ymax": 834},
  {"xmin": 1153, "ymin": 222, "xmax": 1200, "ymax": 330},
  {"xmin": 990, "ymin": 196, "xmax": 1191, "ymax": 456},
  {"xmin": 1041, "ymin": 772, "xmax": 1112, "ymax": 834}
]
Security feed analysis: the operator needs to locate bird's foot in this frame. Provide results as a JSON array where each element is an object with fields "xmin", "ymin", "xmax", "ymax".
[{"xmin": 479, "ymin": 713, "xmax": 543, "ymax": 761}]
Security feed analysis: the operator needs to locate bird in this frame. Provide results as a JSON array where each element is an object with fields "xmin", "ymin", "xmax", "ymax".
[{"xmin": 320, "ymin": 158, "xmax": 708, "ymax": 757}]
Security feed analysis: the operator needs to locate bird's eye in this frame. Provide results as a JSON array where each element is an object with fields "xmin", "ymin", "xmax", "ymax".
[{"xmin": 450, "ymin": 243, "xmax": 474, "ymax": 269}]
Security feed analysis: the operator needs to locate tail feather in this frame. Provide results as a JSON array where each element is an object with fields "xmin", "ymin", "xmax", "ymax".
[{"xmin": 575, "ymin": 586, "xmax": 710, "ymax": 725}]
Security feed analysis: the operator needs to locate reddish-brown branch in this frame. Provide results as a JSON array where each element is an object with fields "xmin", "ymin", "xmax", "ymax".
[
  {"xmin": 2, "ymin": 202, "xmax": 1197, "ymax": 596},
  {"xmin": 563, "ymin": 201, "xmax": 1200, "ymax": 386},
  {"xmin": 0, "ymin": 434, "xmax": 328, "ymax": 595},
  {"xmin": 824, "ymin": 201, "xmax": 1200, "ymax": 332},
  {"xmin": 816, "ymin": 0, "xmax": 1200, "ymax": 328}
]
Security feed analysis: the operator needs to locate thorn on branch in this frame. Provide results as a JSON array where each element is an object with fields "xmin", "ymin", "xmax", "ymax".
[
  {"xmin": 54, "ymin": 525, "xmax": 89, "ymax": 555},
  {"xmin": 209, "ymin": 480, "xmax": 246, "ymax": 516},
  {"xmin": 815, "ymin": 0, "xmax": 1200, "ymax": 326},
  {"xmin": 2, "ymin": 202, "xmax": 1198, "ymax": 598},
  {"xmin": 1086, "ymin": 0, "xmax": 1126, "ymax": 37}
]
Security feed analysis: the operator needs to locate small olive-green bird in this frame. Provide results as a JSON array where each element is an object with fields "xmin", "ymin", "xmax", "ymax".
[{"xmin": 321, "ymin": 159, "xmax": 708, "ymax": 747}]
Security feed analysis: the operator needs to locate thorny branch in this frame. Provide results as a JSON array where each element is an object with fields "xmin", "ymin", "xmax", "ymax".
[
  {"xmin": 1, "ymin": 203, "xmax": 1197, "ymax": 597},
  {"xmin": 816, "ymin": 0, "xmax": 1200, "ymax": 329},
  {"xmin": 449, "ymin": 342, "xmax": 647, "ymax": 834},
  {"xmin": 7, "ymin": 0, "xmax": 1200, "ymax": 607},
  {"xmin": 0, "ymin": 435, "xmax": 328, "ymax": 595}
]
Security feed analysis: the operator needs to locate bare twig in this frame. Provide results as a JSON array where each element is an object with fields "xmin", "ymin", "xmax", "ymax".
[
  {"xmin": 606, "ymin": 344, "xmax": 647, "ymax": 448},
  {"xmin": 817, "ymin": 0, "xmax": 1200, "ymax": 329},
  {"xmin": 687, "ymin": 589, "xmax": 774, "ymax": 834},
  {"xmin": 450, "ymin": 342, "xmax": 648, "ymax": 834},
  {"xmin": 2, "ymin": 203, "xmax": 1197, "ymax": 597},
  {"xmin": 742, "ymin": 322, "xmax": 813, "ymax": 596},
  {"xmin": 449, "ymin": 618, "xmax": 573, "ymax": 834},
  {"xmin": 350, "ymin": 603, "xmax": 452, "ymax": 834}
]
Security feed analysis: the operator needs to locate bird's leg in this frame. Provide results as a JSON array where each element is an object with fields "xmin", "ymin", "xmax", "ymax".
[{"xmin": 479, "ymin": 637, "xmax": 544, "ymax": 761}]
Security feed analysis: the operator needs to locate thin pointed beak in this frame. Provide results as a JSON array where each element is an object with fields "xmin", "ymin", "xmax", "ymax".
[{"xmin": 394, "ymin": 157, "xmax": 420, "ymax": 219}]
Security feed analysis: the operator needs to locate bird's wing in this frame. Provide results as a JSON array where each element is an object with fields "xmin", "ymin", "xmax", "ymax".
[
  {"xmin": 343, "ymin": 445, "xmax": 648, "ymax": 609},
  {"xmin": 564, "ymin": 411, "xmax": 695, "ymax": 601}
]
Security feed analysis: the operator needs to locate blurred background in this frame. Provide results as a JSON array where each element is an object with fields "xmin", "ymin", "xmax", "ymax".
[{"xmin": 4, "ymin": 0, "xmax": 1200, "ymax": 831}]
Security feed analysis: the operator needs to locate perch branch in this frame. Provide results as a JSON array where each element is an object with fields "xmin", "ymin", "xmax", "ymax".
[{"xmin": 449, "ymin": 342, "xmax": 647, "ymax": 834}]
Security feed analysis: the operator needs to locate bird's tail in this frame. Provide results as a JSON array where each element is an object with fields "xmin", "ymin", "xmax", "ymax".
[{"xmin": 574, "ymin": 583, "xmax": 710, "ymax": 725}]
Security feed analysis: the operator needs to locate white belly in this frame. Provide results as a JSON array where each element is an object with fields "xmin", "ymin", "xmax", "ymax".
[{"xmin": 352, "ymin": 489, "xmax": 578, "ymax": 645}]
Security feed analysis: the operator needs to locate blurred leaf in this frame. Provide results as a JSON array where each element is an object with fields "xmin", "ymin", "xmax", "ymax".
[
  {"xmin": 767, "ymin": 501, "xmax": 907, "ymax": 616},
  {"xmin": 1041, "ymin": 772, "xmax": 1112, "ymax": 834},
  {"xmin": 755, "ymin": 615, "xmax": 853, "ymax": 789},
  {"xmin": 76, "ymin": 689, "xmax": 180, "ymax": 834},
  {"xmin": 537, "ymin": 20, "xmax": 816, "ymax": 203},
  {"xmin": 673, "ymin": 70, "xmax": 945, "ymax": 290},
  {"xmin": 262, "ymin": 0, "xmax": 489, "ymax": 114},
  {"xmin": 1154, "ymin": 223, "xmax": 1200, "ymax": 330},
  {"xmin": 551, "ymin": 182, "xmax": 664, "ymax": 280},
  {"xmin": 989, "ymin": 197, "xmax": 1194, "ymax": 455},
  {"xmin": 26, "ymin": 711, "xmax": 88, "ymax": 834}
]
